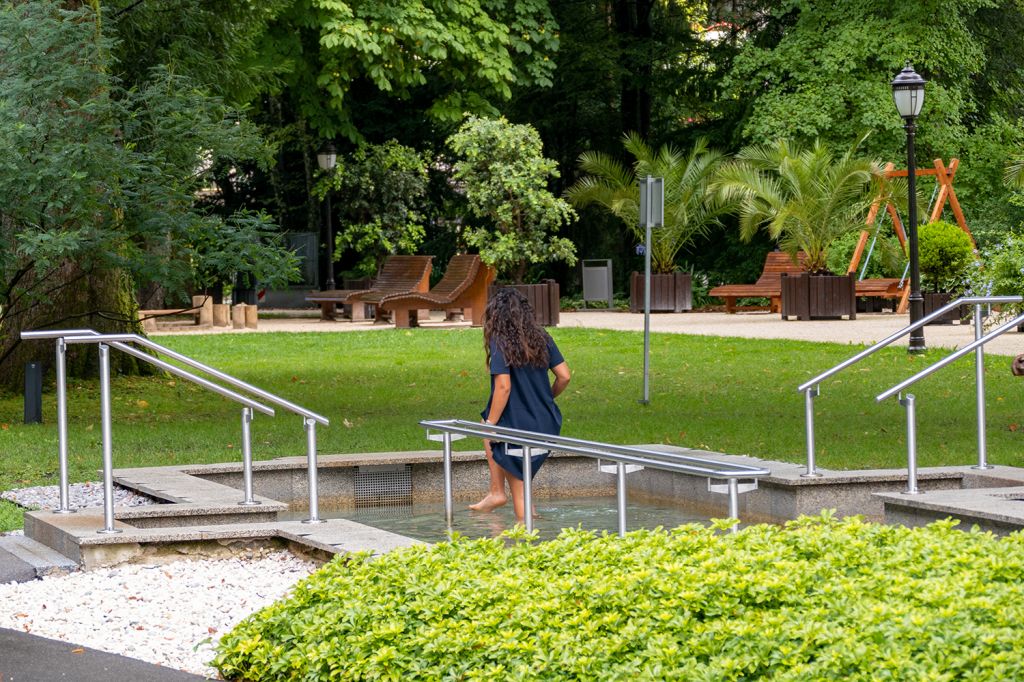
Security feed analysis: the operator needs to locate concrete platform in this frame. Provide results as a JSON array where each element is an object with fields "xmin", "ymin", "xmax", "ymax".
[{"xmin": 19, "ymin": 448, "xmax": 1024, "ymax": 571}]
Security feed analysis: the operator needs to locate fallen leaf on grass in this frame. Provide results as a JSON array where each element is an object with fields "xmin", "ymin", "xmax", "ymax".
[
  {"xmin": 1010, "ymin": 423, "xmax": 1019, "ymax": 432},
  {"xmin": 343, "ymin": 419, "xmax": 353, "ymax": 428},
  {"xmin": 1, "ymin": 423, "xmax": 8, "ymax": 430}
]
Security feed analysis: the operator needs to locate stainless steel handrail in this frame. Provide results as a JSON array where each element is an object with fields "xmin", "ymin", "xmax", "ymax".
[
  {"xmin": 20, "ymin": 328, "xmax": 329, "ymax": 531},
  {"xmin": 62, "ymin": 336, "xmax": 275, "ymax": 415},
  {"xmin": 53, "ymin": 332, "xmax": 329, "ymax": 425},
  {"xmin": 421, "ymin": 419, "xmax": 769, "ymax": 536},
  {"xmin": 796, "ymin": 295, "xmax": 1022, "ymax": 478},
  {"xmin": 875, "ymin": 310, "xmax": 1024, "ymax": 494}
]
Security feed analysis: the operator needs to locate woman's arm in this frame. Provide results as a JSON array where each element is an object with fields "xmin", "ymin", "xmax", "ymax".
[
  {"xmin": 550, "ymin": 362, "xmax": 570, "ymax": 399},
  {"xmin": 486, "ymin": 373, "xmax": 511, "ymax": 423}
]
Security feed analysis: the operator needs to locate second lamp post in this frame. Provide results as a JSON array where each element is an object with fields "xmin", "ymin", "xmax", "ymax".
[
  {"xmin": 317, "ymin": 142, "xmax": 338, "ymax": 291},
  {"xmin": 891, "ymin": 62, "xmax": 927, "ymax": 353}
]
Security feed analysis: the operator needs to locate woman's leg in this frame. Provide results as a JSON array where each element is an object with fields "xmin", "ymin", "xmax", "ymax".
[
  {"xmin": 506, "ymin": 474, "xmax": 537, "ymax": 524},
  {"xmin": 469, "ymin": 440, "xmax": 508, "ymax": 511},
  {"xmin": 507, "ymin": 475, "xmax": 525, "ymax": 523}
]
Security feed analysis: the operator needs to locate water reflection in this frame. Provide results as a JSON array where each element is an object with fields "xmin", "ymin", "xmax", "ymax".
[{"xmin": 314, "ymin": 496, "xmax": 708, "ymax": 543}]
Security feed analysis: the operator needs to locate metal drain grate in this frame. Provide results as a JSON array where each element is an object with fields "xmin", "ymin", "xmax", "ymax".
[{"xmin": 354, "ymin": 464, "xmax": 412, "ymax": 508}]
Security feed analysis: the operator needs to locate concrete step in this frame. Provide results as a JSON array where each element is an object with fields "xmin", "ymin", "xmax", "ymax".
[{"xmin": 0, "ymin": 535, "xmax": 78, "ymax": 582}]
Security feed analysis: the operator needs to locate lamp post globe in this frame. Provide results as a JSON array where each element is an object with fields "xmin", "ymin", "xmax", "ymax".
[
  {"xmin": 892, "ymin": 62, "xmax": 927, "ymax": 353},
  {"xmin": 317, "ymin": 142, "xmax": 337, "ymax": 290}
]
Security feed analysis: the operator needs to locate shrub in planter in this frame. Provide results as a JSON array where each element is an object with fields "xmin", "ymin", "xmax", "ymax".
[
  {"xmin": 215, "ymin": 514, "xmax": 1024, "ymax": 681},
  {"xmin": 918, "ymin": 220, "xmax": 976, "ymax": 294},
  {"xmin": 918, "ymin": 220, "xmax": 976, "ymax": 323}
]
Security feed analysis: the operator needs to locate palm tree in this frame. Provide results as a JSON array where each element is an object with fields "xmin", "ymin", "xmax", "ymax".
[
  {"xmin": 714, "ymin": 137, "xmax": 888, "ymax": 274},
  {"xmin": 1006, "ymin": 157, "xmax": 1024, "ymax": 188},
  {"xmin": 566, "ymin": 134, "xmax": 732, "ymax": 274}
]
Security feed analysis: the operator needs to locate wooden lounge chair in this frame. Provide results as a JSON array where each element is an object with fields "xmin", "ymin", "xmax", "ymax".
[
  {"xmin": 305, "ymin": 277, "xmax": 374, "ymax": 321},
  {"xmin": 709, "ymin": 251, "xmax": 807, "ymax": 313},
  {"xmin": 344, "ymin": 255, "xmax": 434, "ymax": 322},
  {"xmin": 379, "ymin": 254, "xmax": 496, "ymax": 328}
]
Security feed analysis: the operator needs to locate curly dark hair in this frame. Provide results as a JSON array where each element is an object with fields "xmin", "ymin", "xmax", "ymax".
[{"xmin": 484, "ymin": 289, "xmax": 550, "ymax": 368}]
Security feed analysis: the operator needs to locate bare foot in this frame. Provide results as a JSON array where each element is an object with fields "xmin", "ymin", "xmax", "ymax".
[{"xmin": 469, "ymin": 494, "xmax": 507, "ymax": 512}]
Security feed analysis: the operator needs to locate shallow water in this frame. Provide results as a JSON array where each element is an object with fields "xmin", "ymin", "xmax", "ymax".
[{"xmin": 288, "ymin": 496, "xmax": 708, "ymax": 542}]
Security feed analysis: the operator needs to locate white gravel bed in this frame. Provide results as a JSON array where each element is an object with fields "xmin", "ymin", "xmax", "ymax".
[
  {"xmin": 0, "ymin": 550, "xmax": 318, "ymax": 678},
  {"xmin": 2, "ymin": 482, "xmax": 157, "ymax": 510}
]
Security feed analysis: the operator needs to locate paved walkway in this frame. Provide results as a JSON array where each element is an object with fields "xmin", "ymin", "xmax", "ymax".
[
  {"xmin": 155, "ymin": 309, "xmax": 1024, "ymax": 357},
  {"xmin": 0, "ymin": 628, "xmax": 210, "ymax": 681}
]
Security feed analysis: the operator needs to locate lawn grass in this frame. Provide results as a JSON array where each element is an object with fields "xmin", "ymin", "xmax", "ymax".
[{"xmin": 2, "ymin": 326, "xmax": 1023, "ymax": 503}]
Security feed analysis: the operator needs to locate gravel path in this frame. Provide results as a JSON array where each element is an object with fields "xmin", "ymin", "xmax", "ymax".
[
  {"xmin": 1, "ymin": 481, "xmax": 157, "ymax": 510},
  {"xmin": 1, "ymin": 484, "xmax": 319, "ymax": 678},
  {"xmin": 0, "ymin": 550, "xmax": 317, "ymax": 677}
]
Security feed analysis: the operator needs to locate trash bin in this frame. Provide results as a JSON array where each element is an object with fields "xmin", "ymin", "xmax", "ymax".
[
  {"xmin": 582, "ymin": 259, "xmax": 613, "ymax": 309},
  {"xmin": 24, "ymin": 361, "xmax": 42, "ymax": 424}
]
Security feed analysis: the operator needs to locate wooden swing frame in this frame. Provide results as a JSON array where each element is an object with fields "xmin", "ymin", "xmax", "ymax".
[{"xmin": 847, "ymin": 158, "xmax": 974, "ymax": 313}]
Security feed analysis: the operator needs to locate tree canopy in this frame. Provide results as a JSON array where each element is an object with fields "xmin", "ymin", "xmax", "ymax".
[{"xmin": 258, "ymin": 0, "xmax": 561, "ymax": 142}]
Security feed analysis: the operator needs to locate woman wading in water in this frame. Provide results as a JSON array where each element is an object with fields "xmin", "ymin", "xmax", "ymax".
[{"xmin": 470, "ymin": 289, "xmax": 571, "ymax": 523}]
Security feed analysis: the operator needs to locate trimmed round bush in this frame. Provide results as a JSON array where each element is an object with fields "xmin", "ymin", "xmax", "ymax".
[
  {"xmin": 214, "ymin": 515, "xmax": 1024, "ymax": 681},
  {"xmin": 918, "ymin": 220, "xmax": 976, "ymax": 292}
]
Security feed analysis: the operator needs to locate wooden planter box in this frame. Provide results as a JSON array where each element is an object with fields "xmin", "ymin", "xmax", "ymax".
[
  {"xmin": 781, "ymin": 273, "xmax": 857, "ymax": 320},
  {"xmin": 629, "ymin": 272, "xmax": 693, "ymax": 313},
  {"xmin": 489, "ymin": 280, "xmax": 560, "ymax": 327},
  {"xmin": 923, "ymin": 292, "xmax": 960, "ymax": 325}
]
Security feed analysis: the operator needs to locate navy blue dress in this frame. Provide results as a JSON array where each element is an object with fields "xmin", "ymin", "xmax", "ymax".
[{"xmin": 481, "ymin": 336, "xmax": 565, "ymax": 480}]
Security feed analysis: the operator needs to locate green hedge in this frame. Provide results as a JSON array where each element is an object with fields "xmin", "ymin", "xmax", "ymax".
[{"xmin": 214, "ymin": 514, "xmax": 1024, "ymax": 680}]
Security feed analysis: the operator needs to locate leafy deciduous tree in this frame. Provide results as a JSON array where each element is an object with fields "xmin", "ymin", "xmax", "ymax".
[
  {"xmin": 327, "ymin": 140, "xmax": 429, "ymax": 278},
  {"xmin": 447, "ymin": 116, "xmax": 577, "ymax": 284},
  {"xmin": 259, "ymin": 0, "xmax": 561, "ymax": 142},
  {"xmin": 0, "ymin": 1, "xmax": 295, "ymax": 390}
]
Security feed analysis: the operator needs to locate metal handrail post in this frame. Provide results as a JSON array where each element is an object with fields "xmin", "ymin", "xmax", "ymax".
[
  {"xmin": 442, "ymin": 432, "xmax": 454, "ymax": 530},
  {"xmin": 522, "ymin": 446, "xmax": 534, "ymax": 533},
  {"xmin": 973, "ymin": 304, "xmax": 992, "ymax": 469},
  {"xmin": 239, "ymin": 408, "xmax": 259, "ymax": 506},
  {"xmin": 803, "ymin": 386, "xmax": 821, "ymax": 477},
  {"xmin": 727, "ymin": 478, "xmax": 740, "ymax": 533},
  {"xmin": 302, "ymin": 418, "xmax": 324, "ymax": 524},
  {"xmin": 54, "ymin": 338, "xmax": 73, "ymax": 514},
  {"xmin": 901, "ymin": 393, "xmax": 919, "ymax": 494},
  {"xmin": 616, "ymin": 462, "xmax": 628, "ymax": 538},
  {"xmin": 97, "ymin": 344, "xmax": 120, "ymax": 534}
]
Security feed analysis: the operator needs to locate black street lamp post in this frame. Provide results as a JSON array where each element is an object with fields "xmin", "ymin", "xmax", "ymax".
[
  {"xmin": 891, "ymin": 62, "xmax": 927, "ymax": 353},
  {"xmin": 317, "ymin": 142, "xmax": 338, "ymax": 291}
]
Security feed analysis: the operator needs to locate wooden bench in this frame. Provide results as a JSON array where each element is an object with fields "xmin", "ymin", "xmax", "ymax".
[
  {"xmin": 854, "ymin": 277, "xmax": 904, "ymax": 300},
  {"xmin": 137, "ymin": 296, "xmax": 214, "ymax": 332},
  {"xmin": 379, "ymin": 254, "xmax": 495, "ymax": 328},
  {"xmin": 305, "ymin": 277, "xmax": 375, "ymax": 321},
  {"xmin": 344, "ymin": 255, "xmax": 434, "ymax": 322},
  {"xmin": 709, "ymin": 252, "xmax": 807, "ymax": 313}
]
